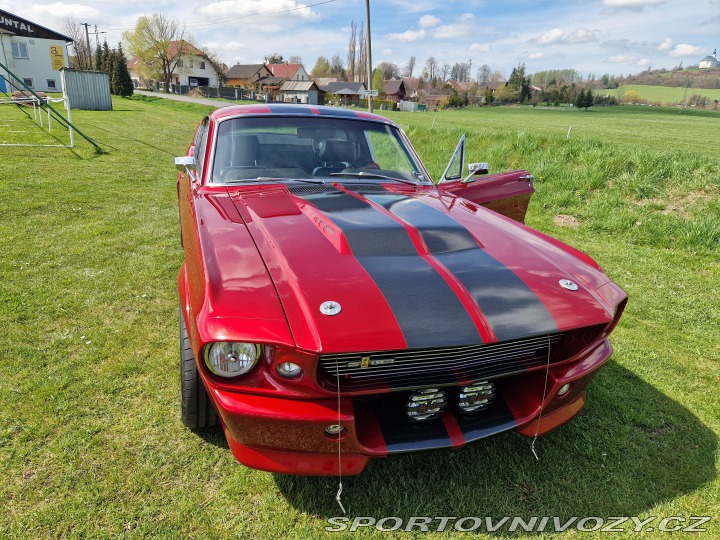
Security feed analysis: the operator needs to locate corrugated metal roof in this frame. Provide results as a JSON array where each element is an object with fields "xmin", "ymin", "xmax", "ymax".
[{"xmin": 280, "ymin": 81, "xmax": 319, "ymax": 92}]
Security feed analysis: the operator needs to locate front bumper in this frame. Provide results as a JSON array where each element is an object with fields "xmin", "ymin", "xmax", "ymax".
[{"xmin": 208, "ymin": 338, "xmax": 613, "ymax": 476}]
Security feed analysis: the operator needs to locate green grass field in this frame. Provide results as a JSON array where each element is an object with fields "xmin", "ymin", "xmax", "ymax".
[
  {"xmin": 612, "ymin": 84, "xmax": 720, "ymax": 105},
  {"xmin": 1, "ymin": 99, "xmax": 718, "ymax": 539}
]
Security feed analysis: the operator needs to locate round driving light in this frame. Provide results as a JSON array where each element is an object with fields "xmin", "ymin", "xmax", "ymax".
[
  {"xmin": 406, "ymin": 388, "xmax": 447, "ymax": 422},
  {"xmin": 557, "ymin": 383, "xmax": 572, "ymax": 397},
  {"xmin": 458, "ymin": 381, "xmax": 496, "ymax": 414},
  {"xmin": 276, "ymin": 361, "xmax": 303, "ymax": 379},
  {"xmin": 205, "ymin": 342, "xmax": 260, "ymax": 378}
]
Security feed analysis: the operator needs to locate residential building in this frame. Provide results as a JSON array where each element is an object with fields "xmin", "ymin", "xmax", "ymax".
[
  {"xmin": 279, "ymin": 80, "xmax": 324, "ymax": 105},
  {"xmin": 225, "ymin": 64, "xmax": 272, "ymax": 87},
  {"xmin": 698, "ymin": 49, "xmax": 718, "ymax": 69},
  {"xmin": 0, "ymin": 9, "xmax": 72, "ymax": 93},
  {"xmin": 127, "ymin": 40, "xmax": 221, "ymax": 90},
  {"xmin": 267, "ymin": 63, "xmax": 310, "ymax": 81}
]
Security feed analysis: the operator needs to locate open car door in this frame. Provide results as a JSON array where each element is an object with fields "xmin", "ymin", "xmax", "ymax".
[{"xmin": 438, "ymin": 134, "xmax": 535, "ymax": 223}]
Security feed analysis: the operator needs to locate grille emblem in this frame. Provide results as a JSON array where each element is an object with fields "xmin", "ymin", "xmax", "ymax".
[
  {"xmin": 360, "ymin": 356, "xmax": 370, "ymax": 368},
  {"xmin": 319, "ymin": 301, "xmax": 342, "ymax": 315},
  {"xmin": 559, "ymin": 279, "xmax": 579, "ymax": 291}
]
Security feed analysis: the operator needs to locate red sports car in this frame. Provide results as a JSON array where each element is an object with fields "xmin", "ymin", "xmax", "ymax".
[{"xmin": 175, "ymin": 104, "xmax": 626, "ymax": 476}]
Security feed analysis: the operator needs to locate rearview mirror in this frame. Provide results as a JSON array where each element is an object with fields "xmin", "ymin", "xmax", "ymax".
[
  {"xmin": 462, "ymin": 162, "xmax": 490, "ymax": 183},
  {"xmin": 175, "ymin": 156, "xmax": 196, "ymax": 172}
]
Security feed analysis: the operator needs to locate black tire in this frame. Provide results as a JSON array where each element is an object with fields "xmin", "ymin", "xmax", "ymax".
[{"xmin": 180, "ymin": 312, "xmax": 218, "ymax": 429}]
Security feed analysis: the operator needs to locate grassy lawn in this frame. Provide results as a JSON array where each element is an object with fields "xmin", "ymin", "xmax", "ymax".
[
  {"xmin": 1, "ymin": 99, "xmax": 718, "ymax": 538},
  {"xmin": 613, "ymin": 84, "xmax": 720, "ymax": 105}
]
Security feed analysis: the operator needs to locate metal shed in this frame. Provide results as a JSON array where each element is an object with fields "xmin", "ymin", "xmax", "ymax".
[
  {"xmin": 279, "ymin": 80, "xmax": 324, "ymax": 105},
  {"xmin": 60, "ymin": 68, "xmax": 112, "ymax": 110}
]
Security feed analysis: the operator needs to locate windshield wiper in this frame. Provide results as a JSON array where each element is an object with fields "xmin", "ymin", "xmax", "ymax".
[
  {"xmin": 330, "ymin": 171, "xmax": 418, "ymax": 187},
  {"xmin": 224, "ymin": 177, "xmax": 325, "ymax": 185}
]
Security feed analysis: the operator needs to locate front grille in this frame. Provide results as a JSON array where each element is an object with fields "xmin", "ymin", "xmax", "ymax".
[{"xmin": 318, "ymin": 333, "xmax": 564, "ymax": 392}]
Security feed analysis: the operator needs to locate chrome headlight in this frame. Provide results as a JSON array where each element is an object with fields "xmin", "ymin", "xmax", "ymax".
[{"xmin": 204, "ymin": 342, "xmax": 260, "ymax": 378}]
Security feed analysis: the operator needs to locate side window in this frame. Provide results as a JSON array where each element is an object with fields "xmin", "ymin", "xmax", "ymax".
[{"xmin": 194, "ymin": 117, "xmax": 210, "ymax": 179}]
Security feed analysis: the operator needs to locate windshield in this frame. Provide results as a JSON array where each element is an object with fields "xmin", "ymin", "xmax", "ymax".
[{"xmin": 210, "ymin": 116, "xmax": 427, "ymax": 184}]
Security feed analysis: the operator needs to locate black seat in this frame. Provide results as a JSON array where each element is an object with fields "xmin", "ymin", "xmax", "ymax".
[
  {"xmin": 231, "ymin": 135, "xmax": 260, "ymax": 167},
  {"xmin": 313, "ymin": 140, "xmax": 354, "ymax": 177}
]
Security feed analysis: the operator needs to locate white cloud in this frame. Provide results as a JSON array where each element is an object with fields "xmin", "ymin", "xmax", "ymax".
[
  {"xmin": 468, "ymin": 43, "xmax": 492, "ymax": 53},
  {"xmin": 657, "ymin": 38, "xmax": 672, "ymax": 51},
  {"xmin": 565, "ymin": 28, "xmax": 598, "ymax": 44},
  {"xmin": 197, "ymin": 0, "xmax": 320, "ymax": 21},
  {"xmin": 382, "ymin": 48, "xmax": 393, "ymax": 55},
  {"xmin": 31, "ymin": 2, "xmax": 100, "ymax": 18},
  {"xmin": 636, "ymin": 58, "xmax": 650, "ymax": 67},
  {"xmin": 204, "ymin": 41, "xmax": 248, "ymax": 52},
  {"xmin": 538, "ymin": 27, "xmax": 597, "ymax": 46},
  {"xmin": 529, "ymin": 52, "xmax": 545, "ymax": 59},
  {"xmin": 608, "ymin": 55, "xmax": 637, "ymax": 63},
  {"xmin": 387, "ymin": 29, "xmax": 427, "ymax": 42},
  {"xmin": 431, "ymin": 15, "xmax": 476, "ymax": 40},
  {"xmin": 602, "ymin": 0, "xmax": 665, "ymax": 8},
  {"xmin": 418, "ymin": 15, "xmax": 440, "ymax": 28},
  {"xmin": 668, "ymin": 43, "xmax": 703, "ymax": 57},
  {"xmin": 538, "ymin": 28, "xmax": 564, "ymax": 45}
]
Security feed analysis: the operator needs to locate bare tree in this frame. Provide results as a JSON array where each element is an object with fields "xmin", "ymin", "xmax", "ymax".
[
  {"xmin": 477, "ymin": 64, "xmax": 491, "ymax": 85},
  {"xmin": 347, "ymin": 21, "xmax": 357, "ymax": 82},
  {"xmin": 376, "ymin": 62, "xmax": 399, "ymax": 80},
  {"xmin": 441, "ymin": 63, "xmax": 450, "ymax": 82},
  {"xmin": 202, "ymin": 47, "xmax": 227, "ymax": 85},
  {"xmin": 402, "ymin": 56, "xmax": 416, "ymax": 78},
  {"xmin": 62, "ymin": 17, "xmax": 92, "ymax": 70},
  {"xmin": 357, "ymin": 22, "xmax": 367, "ymax": 84},
  {"xmin": 123, "ymin": 13, "xmax": 189, "ymax": 92},
  {"xmin": 330, "ymin": 54, "xmax": 346, "ymax": 79},
  {"xmin": 423, "ymin": 56, "xmax": 437, "ymax": 81},
  {"xmin": 288, "ymin": 56, "xmax": 303, "ymax": 64}
]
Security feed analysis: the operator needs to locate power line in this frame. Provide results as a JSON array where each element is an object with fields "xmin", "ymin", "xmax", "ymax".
[{"xmin": 103, "ymin": 0, "xmax": 339, "ymax": 31}]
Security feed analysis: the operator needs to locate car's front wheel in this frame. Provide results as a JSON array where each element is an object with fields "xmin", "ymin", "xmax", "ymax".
[{"xmin": 180, "ymin": 312, "xmax": 218, "ymax": 428}]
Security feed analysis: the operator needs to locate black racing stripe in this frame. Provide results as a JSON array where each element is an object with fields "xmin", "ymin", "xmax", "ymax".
[
  {"xmin": 369, "ymin": 394, "xmax": 452, "ymax": 453},
  {"xmin": 266, "ymin": 104, "xmax": 313, "ymax": 115},
  {"xmin": 366, "ymin": 194, "xmax": 558, "ymax": 342},
  {"xmin": 298, "ymin": 190, "xmax": 482, "ymax": 348},
  {"xmin": 455, "ymin": 399, "xmax": 517, "ymax": 442}
]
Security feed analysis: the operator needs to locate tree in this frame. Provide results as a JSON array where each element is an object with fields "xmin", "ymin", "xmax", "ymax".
[
  {"xmin": 123, "ymin": 13, "xmax": 189, "ymax": 92},
  {"xmin": 288, "ymin": 56, "xmax": 302, "ymax": 64},
  {"xmin": 94, "ymin": 43, "xmax": 102, "ymax": 71},
  {"xmin": 376, "ymin": 61, "xmax": 399, "ymax": 80},
  {"xmin": 477, "ymin": 64, "xmax": 491, "ymax": 86},
  {"xmin": 97, "ymin": 40, "xmax": 111, "ymax": 73},
  {"xmin": 202, "ymin": 47, "xmax": 227, "ymax": 85},
  {"xmin": 347, "ymin": 21, "xmax": 357, "ymax": 82},
  {"xmin": 423, "ymin": 56, "xmax": 438, "ymax": 81},
  {"xmin": 357, "ymin": 22, "xmax": 367, "ymax": 84},
  {"xmin": 263, "ymin": 52, "xmax": 284, "ymax": 64},
  {"xmin": 575, "ymin": 89, "xmax": 586, "ymax": 110},
  {"xmin": 584, "ymin": 88, "xmax": 594, "ymax": 109},
  {"xmin": 310, "ymin": 56, "xmax": 333, "ymax": 78},
  {"xmin": 109, "ymin": 43, "xmax": 134, "ymax": 97},
  {"xmin": 371, "ymin": 68, "xmax": 384, "ymax": 95},
  {"xmin": 403, "ymin": 56, "xmax": 416, "ymax": 78},
  {"xmin": 62, "ymin": 18, "xmax": 92, "ymax": 69},
  {"xmin": 508, "ymin": 63, "xmax": 531, "ymax": 103},
  {"xmin": 483, "ymin": 87, "xmax": 495, "ymax": 105},
  {"xmin": 330, "ymin": 54, "xmax": 346, "ymax": 79}
]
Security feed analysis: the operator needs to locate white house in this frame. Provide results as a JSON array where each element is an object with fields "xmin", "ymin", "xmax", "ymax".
[
  {"xmin": 698, "ymin": 49, "xmax": 718, "ymax": 69},
  {"xmin": 127, "ymin": 40, "xmax": 221, "ymax": 90},
  {"xmin": 0, "ymin": 9, "xmax": 72, "ymax": 93}
]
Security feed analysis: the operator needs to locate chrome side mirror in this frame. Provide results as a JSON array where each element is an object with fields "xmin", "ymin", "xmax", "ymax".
[
  {"xmin": 175, "ymin": 156, "xmax": 196, "ymax": 172},
  {"xmin": 462, "ymin": 162, "xmax": 490, "ymax": 183}
]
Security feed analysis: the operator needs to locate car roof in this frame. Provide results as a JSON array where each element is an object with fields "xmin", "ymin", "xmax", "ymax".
[{"xmin": 210, "ymin": 103, "xmax": 398, "ymax": 127}]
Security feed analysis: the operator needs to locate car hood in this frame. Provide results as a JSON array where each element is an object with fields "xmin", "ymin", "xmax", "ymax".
[{"xmin": 229, "ymin": 183, "xmax": 616, "ymax": 353}]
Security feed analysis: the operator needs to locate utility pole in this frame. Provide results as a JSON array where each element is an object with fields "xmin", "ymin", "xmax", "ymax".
[
  {"xmin": 80, "ymin": 23, "xmax": 92, "ymax": 70},
  {"xmin": 89, "ymin": 25, "xmax": 107, "ymax": 70},
  {"xmin": 365, "ymin": 0, "xmax": 373, "ymax": 113}
]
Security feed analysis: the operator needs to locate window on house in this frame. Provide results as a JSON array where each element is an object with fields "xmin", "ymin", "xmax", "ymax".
[
  {"xmin": 23, "ymin": 78, "xmax": 33, "ymax": 88},
  {"xmin": 189, "ymin": 61, "xmax": 194, "ymax": 68},
  {"xmin": 11, "ymin": 42, "xmax": 29, "ymax": 59},
  {"xmin": 200, "ymin": 62, "xmax": 205, "ymax": 70},
  {"xmin": 47, "ymin": 80, "xmax": 57, "ymax": 89},
  {"xmin": 177, "ymin": 60, "xmax": 183, "ymax": 67}
]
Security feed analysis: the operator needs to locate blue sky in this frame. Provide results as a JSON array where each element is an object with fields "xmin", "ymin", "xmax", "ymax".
[{"xmin": 6, "ymin": 0, "xmax": 720, "ymax": 79}]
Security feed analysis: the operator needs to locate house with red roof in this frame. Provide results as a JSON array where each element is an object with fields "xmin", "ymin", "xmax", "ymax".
[
  {"xmin": 266, "ymin": 62, "xmax": 310, "ymax": 81},
  {"xmin": 127, "ymin": 40, "xmax": 221, "ymax": 90}
]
